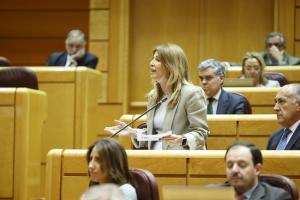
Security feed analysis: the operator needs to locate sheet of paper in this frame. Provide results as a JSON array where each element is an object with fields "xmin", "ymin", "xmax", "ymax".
[{"xmin": 136, "ymin": 131, "xmax": 171, "ymax": 142}]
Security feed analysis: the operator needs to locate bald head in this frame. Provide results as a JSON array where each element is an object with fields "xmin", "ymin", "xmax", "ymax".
[{"xmin": 274, "ymin": 84, "xmax": 300, "ymax": 127}]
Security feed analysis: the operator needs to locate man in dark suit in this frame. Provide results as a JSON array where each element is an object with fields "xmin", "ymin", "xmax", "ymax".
[
  {"xmin": 198, "ymin": 59, "xmax": 251, "ymax": 114},
  {"xmin": 225, "ymin": 142, "xmax": 292, "ymax": 200},
  {"xmin": 267, "ymin": 84, "xmax": 300, "ymax": 150},
  {"xmin": 47, "ymin": 29, "xmax": 98, "ymax": 69},
  {"xmin": 260, "ymin": 32, "xmax": 300, "ymax": 66}
]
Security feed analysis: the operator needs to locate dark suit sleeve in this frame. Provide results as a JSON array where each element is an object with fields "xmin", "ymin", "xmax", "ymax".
[
  {"xmin": 85, "ymin": 56, "xmax": 98, "ymax": 69},
  {"xmin": 233, "ymin": 97, "xmax": 248, "ymax": 114},
  {"xmin": 47, "ymin": 54, "xmax": 56, "ymax": 66}
]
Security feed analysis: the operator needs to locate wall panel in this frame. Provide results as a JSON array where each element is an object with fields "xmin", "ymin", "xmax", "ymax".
[
  {"xmin": 128, "ymin": 0, "xmax": 274, "ymax": 105},
  {"xmin": 0, "ymin": 0, "xmax": 89, "ymax": 66}
]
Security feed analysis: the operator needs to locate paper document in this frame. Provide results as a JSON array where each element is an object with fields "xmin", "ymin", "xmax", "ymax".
[{"xmin": 137, "ymin": 131, "xmax": 171, "ymax": 142}]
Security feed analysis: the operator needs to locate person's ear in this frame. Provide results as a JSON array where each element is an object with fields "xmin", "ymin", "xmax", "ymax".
[
  {"xmin": 219, "ymin": 75, "xmax": 225, "ymax": 84},
  {"xmin": 255, "ymin": 163, "xmax": 262, "ymax": 175}
]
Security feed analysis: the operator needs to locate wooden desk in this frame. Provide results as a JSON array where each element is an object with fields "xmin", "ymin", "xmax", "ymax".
[
  {"xmin": 225, "ymin": 66, "xmax": 300, "ymax": 83},
  {"xmin": 29, "ymin": 67, "xmax": 103, "ymax": 196},
  {"xmin": 118, "ymin": 114, "xmax": 281, "ymax": 150},
  {"xmin": 0, "ymin": 88, "xmax": 47, "ymax": 200},
  {"xmin": 46, "ymin": 149, "xmax": 300, "ymax": 200}
]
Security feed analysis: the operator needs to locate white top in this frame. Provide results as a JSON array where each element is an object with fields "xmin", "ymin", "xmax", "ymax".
[
  {"xmin": 152, "ymin": 96, "xmax": 168, "ymax": 149},
  {"xmin": 120, "ymin": 183, "xmax": 137, "ymax": 200},
  {"xmin": 65, "ymin": 54, "xmax": 77, "ymax": 67},
  {"xmin": 258, "ymin": 79, "xmax": 280, "ymax": 87}
]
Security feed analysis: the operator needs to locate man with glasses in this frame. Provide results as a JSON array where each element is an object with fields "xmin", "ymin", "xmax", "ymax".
[
  {"xmin": 47, "ymin": 29, "xmax": 98, "ymax": 69},
  {"xmin": 260, "ymin": 32, "xmax": 300, "ymax": 66},
  {"xmin": 198, "ymin": 59, "xmax": 251, "ymax": 114}
]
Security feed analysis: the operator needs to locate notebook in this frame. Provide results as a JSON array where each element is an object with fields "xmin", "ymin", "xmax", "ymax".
[
  {"xmin": 163, "ymin": 185, "xmax": 234, "ymax": 200},
  {"xmin": 223, "ymin": 78, "xmax": 254, "ymax": 87}
]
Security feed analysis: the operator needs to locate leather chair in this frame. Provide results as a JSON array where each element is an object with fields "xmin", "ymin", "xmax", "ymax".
[
  {"xmin": 130, "ymin": 168, "xmax": 159, "ymax": 200},
  {"xmin": 259, "ymin": 174, "xmax": 299, "ymax": 200},
  {"xmin": 0, "ymin": 67, "xmax": 38, "ymax": 89},
  {"xmin": 263, "ymin": 72, "xmax": 289, "ymax": 87}
]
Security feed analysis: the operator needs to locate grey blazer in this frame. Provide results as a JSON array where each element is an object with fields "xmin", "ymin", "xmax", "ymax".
[
  {"xmin": 249, "ymin": 182, "xmax": 292, "ymax": 200},
  {"xmin": 133, "ymin": 83, "xmax": 209, "ymax": 150}
]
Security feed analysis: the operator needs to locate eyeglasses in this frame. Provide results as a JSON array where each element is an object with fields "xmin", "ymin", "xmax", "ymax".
[{"xmin": 266, "ymin": 42, "xmax": 283, "ymax": 49}]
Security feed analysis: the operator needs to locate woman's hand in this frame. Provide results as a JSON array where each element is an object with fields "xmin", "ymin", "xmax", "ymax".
[
  {"xmin": 104, "ymin": 120, "xmax": 136, "ymax": 137},
  {"xmin": 161, "ymin": 134, "xmax": 183, "ymax": 144}
]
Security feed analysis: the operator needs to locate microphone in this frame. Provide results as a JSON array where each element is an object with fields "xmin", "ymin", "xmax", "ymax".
[{"xmin": 110, "ymin": 96, "xmax": 168, "ymax": 138}]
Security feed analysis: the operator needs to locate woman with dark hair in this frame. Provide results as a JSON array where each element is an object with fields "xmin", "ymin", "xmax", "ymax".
[
  {"xmin": 105, "ymin": 44, "xmax": 208, "ymax": 150},
  {"xmin": 86, "ymin": 138, "xmax": 137, "ymax": 200}
]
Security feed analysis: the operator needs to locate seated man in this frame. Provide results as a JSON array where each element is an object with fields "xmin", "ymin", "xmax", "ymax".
[
  {"xmin": 47, "ymin": 29, "xmax": 98, "ymax": 69},
  {"xmin": 198, "ymin": 59, "xmax": 251, "ymax": 114},
  {"xmin": 225, "ymin": 142, "xmax": 292, "ymax": 200},
  {"xmin": 267, "ymin": 84, "xmax": 300, "ymax": 150},
  {"xmin": 260, "ymin": 32, "xmax": 300, "ymax": 66}
]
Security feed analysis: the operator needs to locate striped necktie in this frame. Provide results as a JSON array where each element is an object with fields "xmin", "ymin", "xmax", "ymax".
[{"xmin": 276, "ymin": 128, "xmax": 291, "ymax": 150}]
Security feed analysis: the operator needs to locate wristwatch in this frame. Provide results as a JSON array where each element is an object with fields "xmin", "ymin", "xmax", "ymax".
[{"xmin": 182, "ymin": 136, "xmax": 187, "ymax": 146}]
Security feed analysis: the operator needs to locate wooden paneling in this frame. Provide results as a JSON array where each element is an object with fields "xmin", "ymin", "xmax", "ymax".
[
  {"xmin": 0, "ymin": 0, "xmax": 88, "ymax": 10},
  {"xmin": 90, "ymin": 0, "xmax": 110, "ymax": 9},
  {"xmin": 277, "ymin": 0, "xmax": 295, "ymax": 54},
  {"xmin": 296, "ymin": 41, "xmax": 300, "ymax": 58},
  {"xmin": 0, "ymin": 11, "xmax": 88, "ymax": 38},
  {"xmin": 90, "ymin": 10, "xmax": 109, "ymax": 40},
  {"xmin": 296, "ymin": 8, "xmax": 300, "ymax": 40},
  {"xmin": 89, "ymin": 41, "xmax": 109, "ymax": 71},
  {"xmin": 0, "ymin": 88, "xmax": 47, "ymax": 199},
  {"xmin": 61, "ymin": 176, "xmax": 88, "ymax": 200},
  {"xmin": 129, "ymin": 0, "xmax": 201, "ymax": 102},
  {"xmin": 0, "ymin": 39, "xmax": 64, "ymax": 66},
  {"xmin": 128, "ymin": 0, "xmax": 274, "ymax": 104},
  {"xmin": 46, "ymin": 150, "xmax": 300, "ymax": 200},
  {"xmin": 0, "ymin": 107, "xmax": 14, "ymax": 198},
  {"xmin": 0, "ymin": 0, "xmax": 89, "ymax": 66}
]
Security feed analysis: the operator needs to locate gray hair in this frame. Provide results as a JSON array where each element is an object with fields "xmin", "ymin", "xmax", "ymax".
[
  {"xmin": 265, "ymin": 32, "xmax": 286, "ymax": 49},
  {"xmin": 290, "ymin": 84, "xmax": 300, "ymax": 103},
  {"xmin": 80, "ymin": 184, "xmax": 125, "ymax": 200},
  {"xmin": 198, "ymin": 59, "xmax": 225, "ymax": 77},
  {"xmin": 65, "ymin": 29, "xmax": 86, "ymax": 44}
]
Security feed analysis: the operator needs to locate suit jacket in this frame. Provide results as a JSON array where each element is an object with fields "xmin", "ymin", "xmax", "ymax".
[
  {"xmin": 267, "ymin": 124, "xmax": 300, "ymax": 150},
  {"xmin": 47, "ymin": 51, "xmax": 98, "ymax": 69},
  {"xmin": 249, "ymin": 182, "xmax": 292, "ymax": 200},
  {"xmin": 260, "ymin": 52, "xmax": 300, "ymax": 66},
  {"xmin": 216, "ymin": 89, "xmax": 251, "ymax": 114},
  {"xmin": 132, "ymin": 83, "xmax": 209, "ymax": 150}
]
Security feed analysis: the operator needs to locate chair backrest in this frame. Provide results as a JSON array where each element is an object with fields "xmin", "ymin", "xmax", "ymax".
[
  {"xmin": 129, "ymin": 168, "xmax": 159, "ymax": 200},
  {"xmin": 259, "ymin": 174, "xmax": 299, "ymax": 200},
  {"xmin": 232, "ymin": 92, "xmax": 252, "ymax": 114},
  {"xmin": 0, "ymin": 67, "xmax": 38, "ymax": 89},
  {"xmin": 263, "ymin": 72, "xmax": 289, "ymax": 86}
]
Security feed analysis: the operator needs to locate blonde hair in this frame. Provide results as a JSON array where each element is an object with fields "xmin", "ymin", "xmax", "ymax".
[
  {"xmin": 241, "ymin": 52, "xmax": 267, "ymax": 85},
  {"xmin": 148, "ymin": 44, "xmax": 190, "ymax": 108}
]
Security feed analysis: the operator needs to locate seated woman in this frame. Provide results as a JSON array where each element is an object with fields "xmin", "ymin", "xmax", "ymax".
[
  {"xmin": 241, "ymin": 52, "xmax": 280, "ymax": 87},
  {"xmin": 86, "ymin": 138, "xmax": 137, "ymax": 200}
]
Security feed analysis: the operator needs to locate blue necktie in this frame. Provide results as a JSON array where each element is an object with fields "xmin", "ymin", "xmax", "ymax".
[
  {"xmin": 207, "ymin": 97, "xmax": 214, "ymax": 114},
  {"xmin": 276, "ymin": 128, "xmax": 291, "ymax": 150}
]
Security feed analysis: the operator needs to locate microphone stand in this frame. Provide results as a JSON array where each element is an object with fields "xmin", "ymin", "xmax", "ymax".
[{"xmin": 110, "ymin": 97, "xmax": 168, "ymax": 138}]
